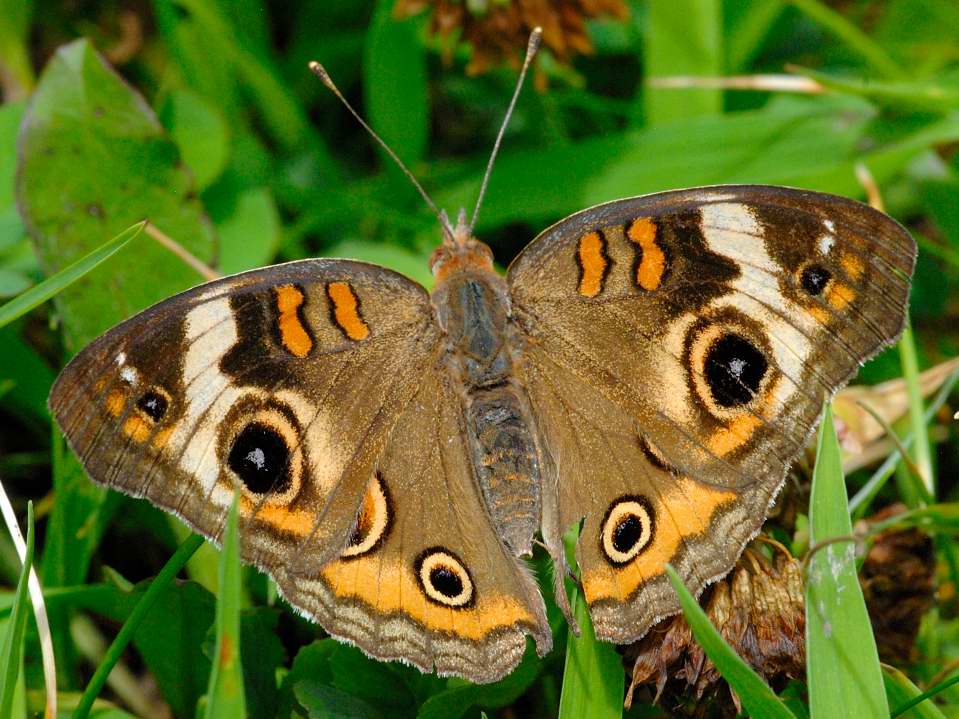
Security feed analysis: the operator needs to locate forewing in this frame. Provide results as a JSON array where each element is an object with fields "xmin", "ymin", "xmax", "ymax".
[{"xmin": 50, "ymin": 258, "xmax": 439, "ymax": 575}]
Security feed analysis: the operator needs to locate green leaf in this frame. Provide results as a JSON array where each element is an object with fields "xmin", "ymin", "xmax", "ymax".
[
  {"xmin": 884, "ymin": 665, "xmax": 950, "ymax": 719},
  {"xmin": 664, "ymin": 565, "xmax": 797, "ymax": 719},
  {"xmin": 16, "ymin": 38, "xmax": 217, "ymax": 350},
  {"xmin": 364, "ymin": 0, "xmax": 428, "ymax": 168},
  {"xmin": 203, "ymin": 493, "xmax": 247, "ymax": 719},
  {"xmin": 806, "ymin": 404, "xmax": 888, "ymax": 719},
  {"xmin": 294, "ymin": 681, "xmax": 384, "ymax": 719},
  {"xmin": 643, "ymin": 0, "xmax": 723, "ymax": 125},
  {"xmin": 0, "ymin": 501, "xmax": 33, "ymax": 719},
  {"xmin": 0, "ymin": 221, "xmax": 144, "ymax": 330},
  {"xmin": 0, "ymin": 100, "xmax": 27, "ymax": 210},
  {"xmin": 326, "ymin": 240, "xmax": 434, "ymax": 289},
  {"xmin": 159, "ymin": 88, "xmax": 231, "ymax": 190},
  {"xmin": 214, "ymin": 187, "xmax": 281, "ymax": 275}
]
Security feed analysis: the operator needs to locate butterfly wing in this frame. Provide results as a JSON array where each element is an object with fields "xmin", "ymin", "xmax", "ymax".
[
  {"xmin": 50, "ymin": 257, "xmax": 550, "ymax": 681},
  {"xmin": 507, "ymin": 185, "xmax": 915, "ymax": 640}
]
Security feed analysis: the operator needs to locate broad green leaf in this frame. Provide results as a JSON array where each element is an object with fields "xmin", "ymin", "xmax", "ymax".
[
  {"xmin": 806, "ymin": 404, "xmax": 888, "ymax": 719},
  {"xmin": 664, "ymin": 565, "xmax": 797, "ymax": 719},
  {"xmin": 0, "ymin": 502, "xmax": 33, "ymax": 718},
  {"xmin": 725, "ymin": 1, "xmax": 786, "ymax": 71},
  {"xmin": 159, "ymin": 88, "xmax": 231, "ymax": 190},
  {"xmin": 0, "ymin": 100, "xmax": 27, "ymax": 210},
  {"xmin": 0, "ymin": 221, "xmax": 144, "ymax": 329},
  {"xmin": 214, "ymin": 186, "xmax": 281, "ymax": 275},
  {"xmin": 884, "ymin": 665, "xmax": 949, "ymax": 719},
  {"xmin": 364, "ymin": 0, "xmax": 428, "ymax": 167},
  {"xmin": 203, "ymin": 494, "xmax": 246, "ymax": 719},
  {"xmin": 16, "ymin": 38, "xmax": 217, "ymax": 350},
  {"xmin": 294, "ymin": 681, "xmax": 384, "ymax": 719},
  {"xmin": 643, "ymin": 0, "xmax": 723, "ymax": 124}
]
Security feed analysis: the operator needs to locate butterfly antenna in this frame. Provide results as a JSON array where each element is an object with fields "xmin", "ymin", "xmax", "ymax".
[
  {"xmin": 468, "ymin": 27, "xmax": 543, "ymax": 234},
  {"xmin": 308, "ymin": 60, "xmax": 456, "ymax": 241}
]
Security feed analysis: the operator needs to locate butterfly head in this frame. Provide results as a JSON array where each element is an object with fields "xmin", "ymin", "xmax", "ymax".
[{"xmin": 429, "ymin": 208, "xmax": 494, "ymax": 281}]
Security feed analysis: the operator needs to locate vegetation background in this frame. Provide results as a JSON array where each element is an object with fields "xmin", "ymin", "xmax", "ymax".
[{"xmin": 1, "ymin": 0, "xmax": 958, "ymax": 717}]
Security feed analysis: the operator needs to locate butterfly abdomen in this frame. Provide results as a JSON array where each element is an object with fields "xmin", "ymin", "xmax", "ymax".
[{"xmin": 433, "ymin": 258, "xmax": 542, "ymax": 556}]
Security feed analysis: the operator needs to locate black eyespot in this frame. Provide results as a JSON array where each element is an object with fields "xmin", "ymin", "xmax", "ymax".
[
  {"xmin": 704, "ymin": 334, "xmax": 767, "ymax": 407},
  {"xmin": 136, "ymin": 391, "xmax": 168, "ymax": 421},
  {"xmin": 600, "ymin": 496, "xmax": 655, "ymax": 565},
  {"xmin": 429, "ymin": 566, "xmax": 463, "ymax": 598},
  {"xmin": 801, "ymin": 264, "xmax": 832, "ymax": 295},
  {"xmin": 228, "ymin": 423, "xmax": 291, "ymax": 494},
  {"xmin": 415, "ymin": 548, "xmax": 474, "ymax": 607},
  {"xmin": 613, "ymin": 515, "xmax": 642, "ymax": 553}
]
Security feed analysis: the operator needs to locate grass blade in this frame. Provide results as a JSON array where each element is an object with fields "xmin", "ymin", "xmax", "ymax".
[
  {"xmin": 806, "ymin": 404, "xmax": 888, "ymax": 718},
  {"xmin": 885, "ymin": 665, "xmax": 951, "ymax": 718},
  {"xmin": 0, "ymin": 220, "xmax": 144, "ymax": 329},
  {"xmin": 203, "ymin": 493, "xmax": 246, "ymax": 718},
  {"xmin": 664, "ymin": 565, "xmax": 797, "ymax": 718},
  {"xmin": 0, "ymin": 501, "xmax": 33, "ymax": 718},
  {"xmin": 559, "ymin": 528, "xmax": 623, "ymax": 719},
  {"xmin": 74, "ymin": 533, "xmax": 204, "ymax": 719},
  {"xmin": 898, "ymin": 322, "xmax": 935, "ymax": 498}
]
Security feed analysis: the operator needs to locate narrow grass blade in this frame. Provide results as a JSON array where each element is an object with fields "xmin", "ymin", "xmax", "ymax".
[
  {"xmin": 559, "ymin": 528, "xmax": 623, "ymax": 719},
  {"xmin": 806, "ymin": 404, "xmax": 888, "ymax": 718},
  {"xmin": 0, "ymin": 221, "xmax": 144, "ymax": 329},
  {"xmin": 74, "ymin": 533, "xmax": 204, "ymax": 719},
  {"xmin": 664, "ymin": 565, "xmax": 797, "ymax": 718},
  {"xmin": 898, "ymin": 323, "xmax": 935, "ymax": 498},
  {"xmin": 0, "ymin": 501, "xmax": 33, "ymax": 718},
  {"xmin": 885, "ymin": 665, "xmax": 951, "ymax": 719},
  {"xmin": 203, "ymin": 493, "xmax": 246, "ymax": 719},
  {"xmin": 850, "ymin": 363, "xmax": 959, "ymax": 516}
]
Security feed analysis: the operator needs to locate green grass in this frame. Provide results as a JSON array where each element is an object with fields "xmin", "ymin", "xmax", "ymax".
[{"xmin": 2, "ymin": 1, "xmax": 959, "ymax": 717}]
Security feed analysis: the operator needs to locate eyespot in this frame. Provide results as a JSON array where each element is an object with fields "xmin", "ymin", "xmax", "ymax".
[
  {"xmin": 415, "ymin": 548, "xmax": 474, "ymax": 608},
  {"xmin": 703, "ymin": 333, "xmax": 768, "ymax": 408},
  {"xmin": 228, "ymin": 423, "xmax": 291, "ymax": 495},
  {"xmin": 800, "ymin": 264, "xmax": 832, "ymax": 295},
  {"xmin": 136, "ymin": 389, "xmax": 169, "ymax": 422},
  {"xmin": 342, "ymin": 473, "xmax": 392, "ymax": 559},
  {"xmin": 600, "ymin": 496, "xmax": 655, "ymax": 565}
]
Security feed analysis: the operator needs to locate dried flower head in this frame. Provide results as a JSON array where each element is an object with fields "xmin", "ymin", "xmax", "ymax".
[
  {"xmin": 395, "ymin": 0, "xmax": 629, "ymax": 74},
  {"xmin": 625, "ymin": 546, "xmax": 805, "ymax": 713}
]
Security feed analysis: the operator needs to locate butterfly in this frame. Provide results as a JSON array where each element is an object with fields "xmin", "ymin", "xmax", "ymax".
[{"xmin": 48, "ymin": 32, "xmax": 916, "ymax": 684}]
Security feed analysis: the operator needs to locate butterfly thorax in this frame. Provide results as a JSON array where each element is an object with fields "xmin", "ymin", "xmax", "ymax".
[{"xmin": 431, "ymin": 235, "xmax": 542, "ymax": 556}]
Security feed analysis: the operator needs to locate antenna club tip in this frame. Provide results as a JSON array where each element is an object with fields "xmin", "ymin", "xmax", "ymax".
[
  {"xmin": 526, "ymin": 27, "xmax": 543, "ymax": 58},
  {"xmin": 308, "ymin": 60, "xmax": 333, "ymax": 85}
]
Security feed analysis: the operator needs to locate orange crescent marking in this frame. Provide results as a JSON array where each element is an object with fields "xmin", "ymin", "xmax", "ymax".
[
  {"xmin": 240, "ymin": 495, "xmax": 315, "ymax": 537},
  {"xmin": 122, "ymin": 415, "xmax": 151, "ymax": 442},
  {"xmin": 320, "ymin": 557, "xmax": 536, "ymax": 639},
  {"xmin": 627, "ymin": 217, "xmax": 666, "ymax": 291},
  {"xmin": 840, "ymin": 252, "xmax": 865, "ymax": 282},
  {"xmin": 327, "ymin": 282, "xmax": 370, "ymax": 341},
  {"xmin": 582, "ymin": 477, "xmax": 736, "ymax": 603},
  {"xmin": 826, "ymin": 282, "xmax": 856, "ymax": 311},
  {"xmin": 275, "ymin": 285, "xmax": 313, "ymax": 357},
  {"xmin": 577, "ymin": 231, "xmax": 607, "ymax": 297},
  {"xmin": 706, "ymin": 412, "xmax": 763, "ymax": 457},
  {"xmin": 105, "ymin": 389, "xmax": 126, "ymax": 417}
]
